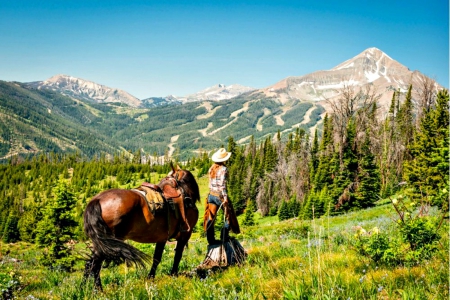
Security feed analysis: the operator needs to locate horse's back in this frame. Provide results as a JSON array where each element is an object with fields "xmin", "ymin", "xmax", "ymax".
[
  {"xmin": 91, "ymin": 188, "xmax": 171, "ymax": 242},
  {"xmin": 91, "ymin": 189, "xmax": 145, "ymax": 235}
]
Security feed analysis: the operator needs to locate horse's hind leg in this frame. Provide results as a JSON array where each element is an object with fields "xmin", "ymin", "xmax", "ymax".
[
  {"xmin": 82, "ymin": 257, "xmax": 95, "ymax": 284},
  {"xmin": 83, "ymin": 255, "xmax": 104, "ymax": 291},
  {"xmin": 148, "ymin": 242, "xmax": 166, "ymax": 279},
  {"xmin": 170, "ymin": 239, "xmax": 188, "ymax": 276}
]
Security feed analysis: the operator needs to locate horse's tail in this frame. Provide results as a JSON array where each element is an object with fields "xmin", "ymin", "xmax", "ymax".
[{"xmin": 83, "ymin": 199, "xmax": 151, "ymax": 268}]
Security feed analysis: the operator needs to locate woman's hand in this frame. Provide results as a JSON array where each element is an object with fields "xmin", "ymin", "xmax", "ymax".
[{"xmin": 223, "ymin": 196, "xmax": 229, "ymax": 206}]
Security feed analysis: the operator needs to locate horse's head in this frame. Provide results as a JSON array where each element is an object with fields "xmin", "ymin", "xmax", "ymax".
[{"xmin": 165, "ymin": 162, "xmax": 200, "ymax": 203}]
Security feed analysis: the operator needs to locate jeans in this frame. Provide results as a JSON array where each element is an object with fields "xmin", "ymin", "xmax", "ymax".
[
  {"xmin": 206, "ymin": 193, "xmax": 230, "ymax": 244},
  {"xmin": 207, "ymin": 193, "xmax": 222, "ymax": 206}
]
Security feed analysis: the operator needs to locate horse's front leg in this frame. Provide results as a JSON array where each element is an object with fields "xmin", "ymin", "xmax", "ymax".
[
  {"xmin": 148, "ymin": 242, "xmax": 166, "ymax": 278},
  {"xmin": 170, "ymin": 239, "xmax": 188, "ymax": 276}
]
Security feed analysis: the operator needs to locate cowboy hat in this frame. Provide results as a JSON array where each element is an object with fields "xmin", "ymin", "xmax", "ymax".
[{"xmin": 211, "ymin": 148, "xmax": 231, "ymax": 162}]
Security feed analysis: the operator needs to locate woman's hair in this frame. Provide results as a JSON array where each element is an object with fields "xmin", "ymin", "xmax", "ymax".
[{"xmin": 209, "ymin": 163, "xmax": 223, "ymax": 178}]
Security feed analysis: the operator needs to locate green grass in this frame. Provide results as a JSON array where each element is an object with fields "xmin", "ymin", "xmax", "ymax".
[{"xmin": 1, "ymin": 178, "xmax": 448, "ymax": 299}]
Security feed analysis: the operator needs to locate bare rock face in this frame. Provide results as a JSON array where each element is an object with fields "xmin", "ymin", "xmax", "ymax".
[
  {"xmin": 29, "ymin": 74, "xmax": 142, "ymax": 107},
  {"xmin": 253, "ymin": 47, "xmax": 442, "ymax": 114}
]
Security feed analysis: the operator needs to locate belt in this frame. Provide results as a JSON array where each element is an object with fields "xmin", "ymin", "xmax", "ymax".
[{"xmin": 209, "ymin": 191, "xmax": 222, "ymax": 198}]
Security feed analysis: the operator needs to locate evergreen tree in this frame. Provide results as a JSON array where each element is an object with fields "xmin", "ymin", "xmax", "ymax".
[
  {"xmin": 35, "ymin": 178, "xmax": 78, "ymax": 270},
  {"xmin": 404, "ymin": 89, "xmax": 449, "ymax": 209},
  {"xmin": 314, "ymin": 115, "xmax": 334, "ymax": 191},
  {"xmin": 331, "ymin": 118, "xmax": 358, "ymax": 211},
  {"xmin": 242, "ymin": 200, "xmax": 256, "ymax": 226},
  {"xmin": 278, "ymin": 200, "xmax": 290, "ymax": 221},
  {"xmin": 318, "ymin": 185, "xmax": 333, "ymax": 216},
  {"xmin": 228, "ymin": 145, "xmax": 246, "ymax": 213},
  {"xmin": 18, "ymin": 206, "xmax": 41, "ymax": 242},
  {"xmin": 263, "ymin": 137, "xmax": 277, "ymax": 173},
  {"xmin": 2, "ymin": 212, "xmax": 20, "ymax": 243},
  {"xmin": 397, "ymin": 84, "xmax": 414, "ymax": 160},
  {"xmin": 249, "ymin": 154, "xmax": 262, "ymax": 201},
  {"xmin": 355, "ymin": 130, "xmax": 380, "ymax": 209},
  {"xmin": 302, "ymin": 190, "xmax": 319, "ymax": 220},
  {"xmin": 380, "ymin": 91, "xmax": 401, "ymax": 197},
  {"xmin": 288, "ymin": 195, "xmax": 301, "ymax": 218},
  {"xmin": 310, "ymin": 128, "xmax": 319, "ymax": 177}
]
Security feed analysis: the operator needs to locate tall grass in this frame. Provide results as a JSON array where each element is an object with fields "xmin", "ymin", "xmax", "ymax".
[{"xmin": 1, "ymin": 201, "xmax": 448, "ymax": 299}]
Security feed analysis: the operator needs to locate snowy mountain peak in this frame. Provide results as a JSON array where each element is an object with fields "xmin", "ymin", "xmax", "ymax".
[
  {"xmin": 254, "ymin": 47, "xmax": 442, "ymax": 113},
  {"xmin": 182, "ymin": 83, "xmax": 256, "ymax": 102},
  {"xmin": 28, "ymin": 74, "xmax": 142, "ymax": 107}
]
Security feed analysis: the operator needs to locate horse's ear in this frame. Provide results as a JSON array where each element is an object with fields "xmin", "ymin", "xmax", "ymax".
[
  {"xmin": 176, "ymin": 164, "xmax": 181, "ymax": 171},
  {"xmin": 170, "ymin": 161, "xmax": 176, "ymax": 174}
]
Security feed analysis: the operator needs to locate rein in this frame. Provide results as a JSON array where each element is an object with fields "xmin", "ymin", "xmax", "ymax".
[{"xmin": 205, "ymin": 202, "xmax": 225, "ymax": 231}]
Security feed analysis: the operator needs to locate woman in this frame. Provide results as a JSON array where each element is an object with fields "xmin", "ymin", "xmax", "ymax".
[{"xmin": 204, "ymin": 148, "xmax": 240, "ymax": 245}]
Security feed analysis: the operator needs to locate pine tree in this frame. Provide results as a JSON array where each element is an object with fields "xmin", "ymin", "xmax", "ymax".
[
  {"xmin": 228, "ymin": 145, "xmax": 246, "ymax": 213},
  {"xmin": 380, "ymin": 91, "xmax": 400, "ymax": 197},
  {"xmin": 2, "ymin": 212, "xmax": 20, "ymax": 243},
  {"xmin": 310, "ymin": 128, "xmax": 319, "ymax": 177},
  {"xmin": 18, "ymin": 206, "xmax": 41, "ymax": 242},
  {"xmin": 302, "ymin": 190, "xmax": 319, "ymax": 220},
  {"xmin": 318, "ymin": 185, "xmax": 333, "ymax": 216},
  {"xmin": 242, "ymin": 200, "xmax": 256, "ymax": 226},
  {"xmin": 355, "ymin": 130, "xmax": 380, "ymax": 209},
  {"xmin": 288, "ymin": 195, "xmax": 301, "ymax": 218},
  {"xmin": 35, "ymin": 178, "xmax": 78, "ymax": 270},
  {"xmin": 314, "ymin": 115, "xmax": 334, "ymax": 191},
  {"xmin": 397, "ymin": 84, "xmax": 414, "ymax": 160},
  {"xmin": 332, "ymin": 118, "xmax": 358, "ymax": 211},
  {"xmin": 404, "ymin": 89, "xmax": 449, "ymax": 208},
  {"xmin": 278, "ymin": 200, "xmax": 290, "ymax": 221},
  {"xmin": 263, "ymin": 137, "xmax": 277, "ymax": 173}
]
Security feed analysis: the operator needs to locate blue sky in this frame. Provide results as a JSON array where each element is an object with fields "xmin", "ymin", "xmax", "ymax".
[{"xmin": 1, "ymin": 0, "xmax": 448, "ymax": 98}]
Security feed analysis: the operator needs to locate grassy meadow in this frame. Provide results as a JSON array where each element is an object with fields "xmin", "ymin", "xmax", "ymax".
[{"xmin": 1, "ymin": 175, "xmax": 448, "ymax": 300}]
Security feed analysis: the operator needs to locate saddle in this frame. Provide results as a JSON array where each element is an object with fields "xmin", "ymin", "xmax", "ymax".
[{"xmin": 133, "ymin": 180, "xmax": 182, "ymax": 215}]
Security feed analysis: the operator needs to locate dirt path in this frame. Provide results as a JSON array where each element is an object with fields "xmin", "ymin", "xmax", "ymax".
[
  {"xmin": 256, "ymin": 108, "xmax": 271, "ymax": 131},
  {"xmin": 208, "ymin": 118, "xmax": 238, "ymax": 136},
  {"xmin": 273, "ymin": 105, "xmax": 292, "ymax": 126},
  {"xmin": 230, "ymin": 101, "xmax": 250, "ymax": 118},
  {"xmin": 198, "ymin": 122, "xmax": 213, "ymax": 137},
  {"xmin": 167, "ymin": 135, "xmax": 179, "ymax": 157},
  {"xmin": 308, "ymin": 112, "xmax": 326, "ymax": 136},
  {"xmin": 300, "ymin": 105, "xmax": 316, "ymax": 125},
  {"xmin": 196, "ymin": 102, "xmax": 220, "ymax": 119}
]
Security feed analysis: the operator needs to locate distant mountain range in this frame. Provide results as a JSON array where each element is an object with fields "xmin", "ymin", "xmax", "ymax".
[
  {"xmin": 27, "ymin": 76, "xmax": 257, "ymax": 108},
  {"xmin": 1, "ymin": 47, "xmax": 444, "ymax": 160}
]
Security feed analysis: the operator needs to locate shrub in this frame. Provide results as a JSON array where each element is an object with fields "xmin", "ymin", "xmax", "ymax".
[
  {"xmin": 0, "ymin": 268, "xmax": 22, "ymax": 300},
  {"xmin": 353, "ymin": 194, "xmax": 443, "ymax": 266}
]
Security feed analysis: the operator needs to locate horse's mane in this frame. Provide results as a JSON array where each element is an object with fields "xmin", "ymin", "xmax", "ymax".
[{"xmin": 178, "ymin": 169, "xmax": 200, "ymax": 203}]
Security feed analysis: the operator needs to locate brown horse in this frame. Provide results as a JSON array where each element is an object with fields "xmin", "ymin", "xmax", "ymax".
[{"xmin": 82, "ymin": 164, "xmax": 200, "ymax": 290}]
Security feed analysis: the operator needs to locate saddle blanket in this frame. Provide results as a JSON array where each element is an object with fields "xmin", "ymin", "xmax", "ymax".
[{"xmin": 133, "ymin": 185, "xmax": 165, "ymax": 214}]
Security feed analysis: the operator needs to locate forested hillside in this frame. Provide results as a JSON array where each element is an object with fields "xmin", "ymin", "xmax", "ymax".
[
  {"xmin": 0, "ymin": 81, "xmax": 127, "ymax": 159},
  {"xmin": 0, "ymin": 81, "xmax": 324, "ymax": 161},
  {"xmin": 1, "ymin": 86, "xmax": 447, "ymax": 244},
  {"xmin": 211, "ymin": 87, "xmax": 448, "ymax": 220}
]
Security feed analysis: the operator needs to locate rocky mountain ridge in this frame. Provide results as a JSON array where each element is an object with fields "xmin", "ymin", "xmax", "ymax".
[
  {"xmin": 252, "ymin": 47, "xmax": 442, "ymax": 114},
  {"xmin": 27, "ymin": 74, "xmax": 142, "ymax": 107}
]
